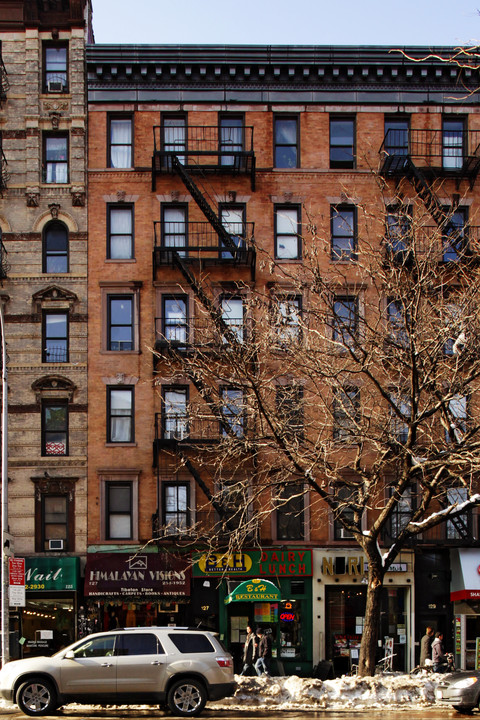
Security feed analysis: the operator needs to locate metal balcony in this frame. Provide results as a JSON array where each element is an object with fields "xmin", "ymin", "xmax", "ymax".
[
  {"xmin": 152, "ymin": 125, "xmax": 256, "ymax": 190},
  {"xmin": 0, "ymin": 240, "xmax": 8, "ymax": 280},
  {"xmin": 0, "ymin": 150, "xmax": 8, "ymax": 192},
  {"xmin": 152, "ymin": 510, "xmax": 259, "ymax": 544},
  {"xmin": 0, "ymin": 58, "xmax": 9, "ymax": 100},
  {"xmin": 153, "ymin": 220, "xmax": 255, "ymax": 275},
  {"xmin": 153, "ymin": 411, "xmax": 247, "ymax": 451},
  {"xmin": 155, "ymin": 315, "xmax": 246, "ymax": 353},
  {"xmin": 379, "ymin": 129, "xmax": 480, "ymax": 180},
  {"xmin": 384, "ymin": 225, "xmax": 480, "ymax": 264}
]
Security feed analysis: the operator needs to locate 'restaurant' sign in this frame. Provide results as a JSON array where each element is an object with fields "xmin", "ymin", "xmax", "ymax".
[{"xmin": 84, "ymin": 553, "xmax": 190, "ymax": 597}]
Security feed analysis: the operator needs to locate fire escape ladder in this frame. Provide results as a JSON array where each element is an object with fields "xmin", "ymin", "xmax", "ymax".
[
  {"xmin": 404, "ymin": 158, "xmax": 446, "ymax": 227},
  {"xmin": 171, "ymin": 156, "xmax": 238, "ymax": 252}
]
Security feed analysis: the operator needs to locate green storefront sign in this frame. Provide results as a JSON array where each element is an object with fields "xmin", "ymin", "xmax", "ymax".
[
  {"xmin": 25, "ymin": 557, "xmax": 80, "ymax": 591},
  {"xmin": 194, "ymin": 549, "xmax": 312, "ymax": 577}
]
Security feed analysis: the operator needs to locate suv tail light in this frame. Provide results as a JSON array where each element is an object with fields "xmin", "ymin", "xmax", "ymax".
[{"xmin": 216, "ymin": 656, "xmax": 232, "ymax": 667}]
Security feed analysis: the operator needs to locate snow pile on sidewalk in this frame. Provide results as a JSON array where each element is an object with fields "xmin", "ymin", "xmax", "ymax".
[{"xmin": 211, "ymin": 672, "xmax": 439, "ymax": 710}]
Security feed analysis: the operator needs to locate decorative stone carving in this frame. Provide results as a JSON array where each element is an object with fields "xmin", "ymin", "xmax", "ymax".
[
  {"xmin": 32, "ymin": 285, "xmax": 78, "ymax": 312},
  {"xmin": 48, "ymin": 203, "xmax": 60, "ymax": 219},
  {"xmin": 116, "ymin": 190, "xmax": 126, "ymax": 202},
  {"xmin": 32, "ymin": 473, "xmax": 77, "ymax": 501},
  {"xmin": 32, "ymin": 375, "xmax": 77, "ymax": 402},
  {"xmin": 71, "ymin": 189, "xmax": 86, "ymax": 207},
  {"xmin": 26, "ymin": 191, "xmax": 40, "ymax": 207},
  {"xmin": 227, "ymin": 190, "xmax": 237, "ymax": 202},
  {"xmin": 170, "ymin": 190, "xmax": 180, "ymax": 201},
  {"xmin": 49, "ymin": 111, "xmax": 62, "ymax": 129}
]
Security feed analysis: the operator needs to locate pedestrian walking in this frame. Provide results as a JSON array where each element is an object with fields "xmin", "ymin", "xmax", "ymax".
[
  {"xmin": 240, "ymin": 624, "xmax": 257, "ymax": 675},
  {"xmin": 432, "ymin": 631, "xmax": 447, "ymax": 672},
  {"xmin": 255, "ymin": 627, "xmax": 272, "ymax": 676},
  {"xmin": 419, "ymin": 626, "xmax": 434, "ymax": 666}
]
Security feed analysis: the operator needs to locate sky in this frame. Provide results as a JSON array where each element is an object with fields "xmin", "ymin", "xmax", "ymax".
[{"xmin": 91, "ymin": 0, "xmax": 480, "ymax": 47}]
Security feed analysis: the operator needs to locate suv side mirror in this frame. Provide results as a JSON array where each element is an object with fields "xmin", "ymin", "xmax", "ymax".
[{"xmin": 63, "ymin": 650, "xmax": 75, "ymax": 660}]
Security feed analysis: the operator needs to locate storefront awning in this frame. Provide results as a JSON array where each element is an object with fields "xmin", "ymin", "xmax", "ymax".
[
  {"xmin": 224, "ymin": 578, "xmax": 281, "ymax": 604},
  {"xmin": 450, "ymin": 548, "xmax": 480, "ymax": 601}
]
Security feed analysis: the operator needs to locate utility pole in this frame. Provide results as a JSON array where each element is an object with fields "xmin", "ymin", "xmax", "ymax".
[{"xmin": 1, "ymin": 285, "xmax": 8, "ymax": 666}]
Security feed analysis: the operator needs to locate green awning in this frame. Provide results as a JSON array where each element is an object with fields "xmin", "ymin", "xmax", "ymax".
[{"xmin": 224, "ymin": 578, "xmax": 281, "ymax": 604}]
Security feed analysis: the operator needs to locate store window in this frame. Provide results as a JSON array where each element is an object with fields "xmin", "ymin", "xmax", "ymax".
[{"xmin": 20, "ymin": 597, "xmax": 75, "ymax": 658}]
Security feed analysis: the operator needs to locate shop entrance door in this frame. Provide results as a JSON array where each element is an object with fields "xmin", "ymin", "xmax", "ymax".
[{"xmin": 465, "ymin": 615, "xmax": 480, "ymax": 669}]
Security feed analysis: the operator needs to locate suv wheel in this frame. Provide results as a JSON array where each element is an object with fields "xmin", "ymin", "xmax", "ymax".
[
  {"xmin": 16, "ymin": 678, "xmax": 57, "ymax": 716},
  {"xmin": 167, "ymin": 678, "xmax": 207, "ymax": 716}
]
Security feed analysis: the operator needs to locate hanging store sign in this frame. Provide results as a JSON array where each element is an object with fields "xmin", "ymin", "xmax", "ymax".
[
  {"xmin": 194, "ymin": 549, "xmax": 312, "ymax": 577},
  {"xmin": 25, "ymin": 556, "xmax": 80, "ymax": 591},
  {"xmin": 84, "ymin": 553, "xmax": 190, "ymax": 597},
  {"xmin": 224, "ymin": 578, "xmax": 282, "ymax": 604}
]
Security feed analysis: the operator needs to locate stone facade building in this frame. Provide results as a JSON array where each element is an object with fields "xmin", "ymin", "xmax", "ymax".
[{"xmin": 0, "ymin": 0, "xmax": 91, "ymax": 657}]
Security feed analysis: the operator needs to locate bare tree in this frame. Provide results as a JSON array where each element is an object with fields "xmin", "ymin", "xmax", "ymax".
[{"xmin": 153, "ymin": 186, "xmax": 480, "ymax": 676}]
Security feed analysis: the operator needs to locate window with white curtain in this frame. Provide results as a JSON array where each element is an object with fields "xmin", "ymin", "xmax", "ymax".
[
  {"xmin": 163, "ymin": 483, "xmax": 190, "ymax": 533},
  {"xmin": 109, "ymin": 116, "xmax": 132, "ymax": 168},
  {"xmin": 163, "ymin": 116, "xmax": 186, "ymax": 163},
  {"xmin": 108, "ymin": 205, "xmax": 134, "ymax": 259},
  {"xmin": 106, "ymin": 482, "xmax": 133, "ymax": 540},
  {"xmin": 221, "ymin": 296, "xmax": 244, "ymax": 343},
  {"xmin": 275, "ymin": 206, "xmax": 300, "ymax": 259},
  {"xmin": 107, "ymin": 387, "xmax": 134, "ymax": 443},
  {"xmin": 220, "ymin": 116, "xmax": 243, "ymax": 166},
  {"xmin": 44, "ymin": 134, "xmax": 68, "ymax": 183},
  {"xmin": 162, "ymin": 205, "xmax": 187, "ymax": 257},
  {"xmin": 220, "ymin": 205, "xmax": 245, "ymax": 259},
  {"xmin": 163, "ymin": 387, "xmax": 188, "ymax": 440}
]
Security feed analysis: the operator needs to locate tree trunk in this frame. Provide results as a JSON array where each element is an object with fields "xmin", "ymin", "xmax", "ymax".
[{"xmin": 358, "ymin": 560, "xmax": 385, "ymax": 676}]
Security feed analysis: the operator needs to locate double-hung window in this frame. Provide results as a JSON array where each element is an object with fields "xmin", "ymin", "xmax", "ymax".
[
  {"xmin": 333, "ymin": 386, "xmax": 360, "ymax": 441},
  {"xmin": 162, "ymin": 205, "xmax": 187, "ymax": 257},
  {"xmin": 443, "ymin": 209, "xmax": 467, "ymax": 262},
  {"xmin": 384, "ymin": 118, "xmax": 409, "ymax": 157},
  {"xmin": 221, "ymin": 387, "xmax": 244, "ymax": 438},
  {"xmin": 107, "ymin": 205, "xmax": 134, "ymax": 260},
  {"xmin": 330, "ymin": 116, "xmax": 355, "ymax": 168},
  {"xmin": 42, "ymin": 401, "xmax": 68, "ymax": 456},
  {"xmin": 386, "ymin": 206, "xmax": 411, "ymax": 257},
  {"xmin": 220, "ymin": 205, "xmax": 245, "ymax": 259},
  {"xmin": 42, "ymin": 495, "xmax": 68, "ymax": 550},
  {"xmin": 43, "ymin": 311, "xmax": 68, "ymax": 363},
  {"xmin": 275, "ymin": 295, "xmax": 301, "ymax": 345},
  {"xmin": 163, "ymin": 116, "xmax": 186, "ymax": 163},
  {"xmin": 274, "ymin": 116, "xmax": 299, "ymax": 168},
  {"xmin": 332, "ymin": 296, "xmax": 358, "ymax": 348},
  {"xmin": 276, "ymin": 386, "xmax": 304, "ymax": 440},
  {"xmin": 219, "ymin": 115, "xmax": 243, "ymax": 166},
  {"xmin": 386, "ymin": 298, "xmax": 408, "ymax": 348},
  {"xmin": 333, "ymin": 485, "xmax": 355, "ymax": 540},
  {"xmin": 107, "ymin": 295, "xmax": 133, "ymax": 351},
  {"xmin": 277, "ymin": 483, "xmax": 305, "ymax": 541},
  {"xmin": 108, "ymin": 116, "xmax": 132, "ymax": 168},
  {"xmin": 44, "ymin": 43, "xmax": 68, "ymax": 92},
  {"xmin": 43, "ymin": 221, "xmax": 68, "ymax": 273},
  {"xmin": 44, "ymin": 133, "xmax": 68, "ymax": 183},
  {"xmin": 163, "ymin": 483, "xmax": 190, "ymax": 533},
  {"xmin": 163, "ymin": 387, "xmax": 188, "ymax": 440},
  {"xmin": 162, "ymin": 295, "xmax": 188, "ymax": 345},
  {"xmin": 221, "ymin": 296, "xmax": 244, "ymax": 343},
  {"xmin": 390, "ymin": 392, "xmax": 411, "ymax": 445},
  {"xmin": 447, "ymin": 487, "xmax": 469, "ymax": 539},
  {"xmin": 443, "ymin": 118, "xmax": 465, "ymax": 170},
  {"xmin": 331, "ymin": 206, "xmax": 356, "ymax": 261},
  {"xmin": 107, "ymin": 386, "xmax": 134, "ymax": 443},
  {"xmin": 446, "ymin": 394, "xmax": 467, "ymax": 443},
  {"xmin": 275, "ymin": 205, "xmax": 300, "ymax": 259},
  {"xmin": 106, "ymin": 482, "xmax": 133, "ymax": 540}
]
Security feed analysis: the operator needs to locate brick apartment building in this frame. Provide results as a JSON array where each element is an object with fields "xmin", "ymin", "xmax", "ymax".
[
  {"xmin": 0, "ymin": 0, "xmax": 91, "ymax": 658},
  {"xmin": 84, "ymin": 43, "xmax": 480, "ymax": 674}
]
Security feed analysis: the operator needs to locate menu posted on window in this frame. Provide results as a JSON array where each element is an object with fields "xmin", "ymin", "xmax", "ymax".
[{"xmin": 9, "ymin": 557, "xmax": 25, "ymax": 607}]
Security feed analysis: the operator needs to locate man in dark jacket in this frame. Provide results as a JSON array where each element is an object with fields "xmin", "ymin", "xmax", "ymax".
[
  {"xmin": 419, "ymin": 626, "xmax": 434, "ymax": 666},
  {"xmin": 255, "ymin": 627, "xmax": 272, "ymax": 676},
  {"xmin": 432, "ymin": 631, "xmax": 447, "ymax": 672},
  {"xmin": 240, "ymin": 625, "xmax": 257, "ymax": 675}
]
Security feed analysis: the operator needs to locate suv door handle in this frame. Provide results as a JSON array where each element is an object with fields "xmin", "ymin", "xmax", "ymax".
[
  {"xmin": 101, "ymin": 662, "xmax": 113, "ymax": 667},
  {"xmin": 151, "ymin": 660, "xmax": 163, "ymax": 665}
]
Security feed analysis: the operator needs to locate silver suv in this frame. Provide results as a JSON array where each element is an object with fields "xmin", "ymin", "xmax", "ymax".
[{"xmin": 0, "ymin": 627, "xmax": 236, "ymax": 717}]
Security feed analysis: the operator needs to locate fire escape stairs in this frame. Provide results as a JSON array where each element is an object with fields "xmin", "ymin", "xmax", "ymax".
[{"xmin": 403, "ymin": 157, "xmax": 446, "ymax": 227}]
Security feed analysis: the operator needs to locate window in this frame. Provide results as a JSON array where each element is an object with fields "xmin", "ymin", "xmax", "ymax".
[
  {"xmin": 443, "ymin": 303, "xmax": 463, "ymax": 356},
  {"xmin": 43, "ymin": 311, "xmax": 68, "ymax": 363},
  {"xmin": 443, "ymin": 209, "xmax": 467, "ymax": 262},
  {"xmin": 163, "ymin": 116, "xmax": 186, "ymax": 163},
  {"xmin": 42, "ymin": 401, "xmax": 68, "ymax": 456},
  {"xmin": 276, "ymin": 385, "xmax": 304, "ymax": 440},
  {"xmin": 332, "ymin": 296, "xmax": 358, "ymax": 347},
  {"xmin": 163, "ymin": 387, "xmax": 188, "ymax": 440},
  {"xmin": 220, "ymin": 205, "xmax": 245, "ymax": 259},
  {"xmin": 44, "ymin": 43, "xmax": 67, "ymax": 92},
  {"xmin": 168, "ymin": 633, "xmax": 215, "ymax": 654},
  {"xmin": 446, "ymin": 394, "xmax": 467, "ymax": 443},
  {"xmin": 107, "ymin": 295, "xmax": 133, "ymax": 351},
  {"xmin": 386, "ymin": 298, "xmax": 408, "ymax": 348},
  {"xmin": 219, "ymin": 115, "xmax": 243, "ymax": 166},
  {"xmin": 44, "ymin": 133, "xmax": 68, "ymax": 183},
  {"xmin": 330, "ymin": 117, "xmax": 355, "ymax": 168},
  {"xmin": 43, "ymin": 221, "xmax": 68, "ymax": 273},
  {"xmin": 107, "ymin": 205, "xmax": 134, "ymax": 260},
  {"xmin": 390, "ymin": 393, "xmax": 411, "ymax": 444},
  {"xmin": 274, "ymin": 295, "xmax": 301, "ymax": 345},
  {"xmin": 275, "ymin": 206, "xmax": 300, "ymax": 259},
  {"xmin": 274, "ymin": 116, "xmax": 299, "ymax": 168},
  {"xmin": 443, "ymin": 118, "xmax": 464, "ymax": 170},
  {"xmin": 221, "ymin": 387, "xmax": 244, "ymax": 438},
  {"xmin": 333, "ymin": 485, "xmax": 355, "ymax": 540},
  {"xmin": 331, "ymin": 206, "xmax": 356, "ymax": 261},
  {"xmin": 384, "ymin": 117, "xmax": 409, "ymax": 156},
  {"xmin": 118, "ymin": 633, "xmax": 162, "ymax": 656},
  {"xmin": 385, "ymin": 487, "xmax": 413, "ymax": 542},
  {"xmin": 447, "ymin": 487, "xmax": 469, "ymax": 539},
  {"xmin": 107, "ymin": 387, "xmax": 134, "ymax": 443},
  {"xmin": 72, "ymin": 635, "xmax": 115, "ymax": 658},
  {"xmin": 333, "ymin": 386, "xmax": 360, "ymax": 441},
  {"xmin": 106, "ymin": 482, "xmax": 133, "ymax": 540},
  {"xmin": 42, "ymin": 495, "xmax": 68, "ymax": 550},
  {"xmin": 163, "ymin": 482, "xmax": 190, "ymax": 533},
  {"xmin": 162, "ymin": 205, "xmax": 187, "ymax": 257},
  {"xmin": 386, "ymin": 207, "xmax": 411, "ymax": 257},
  {"xmin": 108, "ymin": 116, "xmax": 132, "ymax": 168},
  {"xmin": 221, "ymin": 296, "xmax": 244, "ymax": 342},
  {"xmin": 218, "ymin": 480, "xmax": 248, "ymax": 531},
  {"xmin": 277, "ymin": 483, "xmax": 305, "ymax": 540},
  {"xmin": 162, "ymin": 295, "xmax": 188, "ymax": 345}
]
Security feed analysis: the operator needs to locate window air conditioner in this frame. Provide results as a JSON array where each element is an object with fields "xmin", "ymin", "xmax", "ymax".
[
  {"xmin": 48, "ymin": 539, "xmax": 64, "ymax": 550},
  {"xmin": 47, "ymin": 80, "xmax": 64, "ymax": 93}
]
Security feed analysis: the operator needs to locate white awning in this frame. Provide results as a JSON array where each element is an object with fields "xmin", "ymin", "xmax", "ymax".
[{"xmin": 450, "ymin": 548, "xmax": 480, "ymax": 601}]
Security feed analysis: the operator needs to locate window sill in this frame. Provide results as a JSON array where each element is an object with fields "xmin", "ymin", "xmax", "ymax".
[
  {"xmin": 105, "ymin": 442, "xmax": 137, "ymax": 447},
  {"xmin": 105, "ymin": 258, "xmax": 137, "ymax": 263},
  {"xmin": 100, "ymin": 538, "xmax": 139, "ymax": 544},
  {"xmin": 100, "ymin": 350, "xmax": 141, "ymax": 355}
]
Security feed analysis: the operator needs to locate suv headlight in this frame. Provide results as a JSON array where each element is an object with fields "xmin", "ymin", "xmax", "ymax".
[{"xmin": 452, "ymin": 677, "xmax": 478, "ymax": 689}]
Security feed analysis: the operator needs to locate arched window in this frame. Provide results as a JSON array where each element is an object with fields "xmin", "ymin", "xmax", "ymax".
[{"xmin": 43, "ymin": 220, "xmax": 68, "ymax": 273}]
